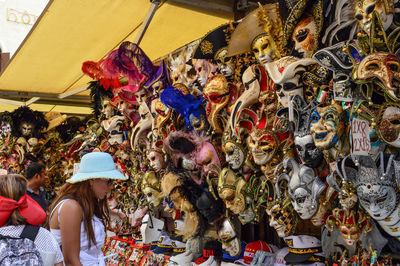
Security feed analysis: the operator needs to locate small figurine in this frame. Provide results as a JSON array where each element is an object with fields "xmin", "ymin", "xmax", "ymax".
[{"xmin": 371, "ymin": 249, "xmax": 378, "ymax": 265}]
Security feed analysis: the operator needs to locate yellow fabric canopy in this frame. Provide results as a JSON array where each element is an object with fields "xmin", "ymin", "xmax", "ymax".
[{"xmin": 0, "ymin": 0, "xmax": 232, "ymax": 114}]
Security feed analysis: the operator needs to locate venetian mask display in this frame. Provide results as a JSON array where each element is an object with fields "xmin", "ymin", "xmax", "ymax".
[{"xmin": 7, "ymin": 3, "xmax": 400, "ymax": 263}]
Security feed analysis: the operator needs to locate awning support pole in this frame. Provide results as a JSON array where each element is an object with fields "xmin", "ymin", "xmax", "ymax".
[{"xmin": 134, "ymin": 0, "xmax": 161, "ymax": 45}]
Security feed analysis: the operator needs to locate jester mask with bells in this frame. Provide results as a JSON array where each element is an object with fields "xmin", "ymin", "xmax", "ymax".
[
  {"xmin": 215, "ymin": 167, "xmax": 256, "ymax": 224},
  {"xmin": 244, "ymin": 109, "xmax": 291, "ymax": 174},
  {"xmin": 141, "ymin": 171, "xmax": 162, "ymax": 208},
  {"xmin": 226, "ymin": 3, "xmax": 284, "ymax": 66},
  {"xmin": 265, "ymin": 56, "xmax": 316, "ymax": 108},
  {"xmin": 353, "ymin": 0, "xmax": 395, "ymax": 33},
  {"xmin": 266, "ymin": 193, "xmax": 298, "ymax": 238},
  {"xmin": 348, "ymin": 12, "xmax": 400, "ymax": 103},
  {"xmin": 326, "ymin": 208, "xmax": 372, "ymax": 246},
  {"xmin": 203, "ymin": 74, "xmax": 238, "ymax": 134},
  {"xmin": 339, "ymin": 153, "xmax": 400, "ymax": 240},
  {"xmin": 163, "ymin": 131, "xmax": 221, "ymax": 185},
  {"xmin": 275, "ymin": 159, "xmax": 329, "ymax": 226}
]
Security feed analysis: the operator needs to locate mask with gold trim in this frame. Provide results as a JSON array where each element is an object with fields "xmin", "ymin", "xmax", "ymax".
[
  {"xmin": 326, "ymin": 208, "xmax": 372, "ymax": 246},
  {"xmin": 203, "ymin": 74, "xmax": 236, "ymax": 133},
  {"xmin": 226, "ymin": 3, "xmax": 284, "ymax": 64}
]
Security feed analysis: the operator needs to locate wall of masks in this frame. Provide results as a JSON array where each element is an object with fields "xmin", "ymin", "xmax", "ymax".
[{"xmin": 1, "ymin": 0, "xmax": 400, "ymax": 262}]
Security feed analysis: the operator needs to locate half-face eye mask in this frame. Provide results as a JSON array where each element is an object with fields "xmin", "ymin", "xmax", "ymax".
[
  {"xmin": 357, "ymin": 53, "xmax": 400, "ymax": 99},
  {"xmin": 309, "ymin": 103, "xmax": 345, "ymax": 150}
]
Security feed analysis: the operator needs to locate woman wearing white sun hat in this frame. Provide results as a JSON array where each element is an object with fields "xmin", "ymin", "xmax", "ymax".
[{"xmin": 48, "ymin": 152, "xmax": 127, "ymax": 266}]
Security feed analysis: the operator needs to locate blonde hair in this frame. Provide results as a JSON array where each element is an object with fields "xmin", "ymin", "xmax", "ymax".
[{"xmin": 0, "ymin": 174, "xmax": 28, "ymax": 226}]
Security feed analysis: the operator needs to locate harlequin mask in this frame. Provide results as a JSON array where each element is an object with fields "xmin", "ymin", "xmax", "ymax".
[
  {"xmin": 251, "ymin": 33, "xmax": 280, "ymax": 66},
  {"xmin": 354, "ymin": 0, "xmax": 394, "ymax": 32},
  {"xmin": 218, "ymin": 218, "xmax": 241, "ymax": 257},
  {"xmin": 265, "ymin": 56, "xmax": 316, "ymax": 107},
  {"xmin": 276, "ymin": 159, "xmax": 326, "ymax": 220},
  {"xmin": 217, "ymin": 168, "xmax": 247, "ymax": 214},
  {"xmin": 310, "ymin": 103, "xmax": 345, "ymax": 150},
  {"xmin": 203, "ymin": 74, "xmax": 231, "ymax": 133},
  {"xmin": 292, "ymin": 17, "xmax": 319, "ymax": 58},
  {"xmin": 266, "ymin": 197, "xmax": 298, "ymax": 238},
  {"xmin": 340, "ymin": 153, "xmax": 399, "ymax": 221},
  {"xmin": 326, "ymin": 209, "xmax": 372, "ymax": 246}
]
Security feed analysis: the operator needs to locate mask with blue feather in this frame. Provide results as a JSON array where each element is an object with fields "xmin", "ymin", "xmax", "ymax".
[{"xmin": 160, "ymin": 86, "xmax": 209, "ymax": 133}]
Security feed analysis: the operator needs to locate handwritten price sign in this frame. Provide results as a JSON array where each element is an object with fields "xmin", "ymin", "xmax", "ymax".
[{"xmin": 351, "ymin": 118, "xmax": 371, "ymax": 156}]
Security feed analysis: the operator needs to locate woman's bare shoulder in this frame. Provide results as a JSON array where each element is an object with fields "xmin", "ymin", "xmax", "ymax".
[{"xmin": 60, "ymin": 199, "xmax": 82, "ymax": 216}]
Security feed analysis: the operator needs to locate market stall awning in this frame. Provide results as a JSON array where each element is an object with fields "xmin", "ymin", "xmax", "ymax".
[{"xmin": 0, "ymin": 0, "xmax": 233, "ymax": 114}]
